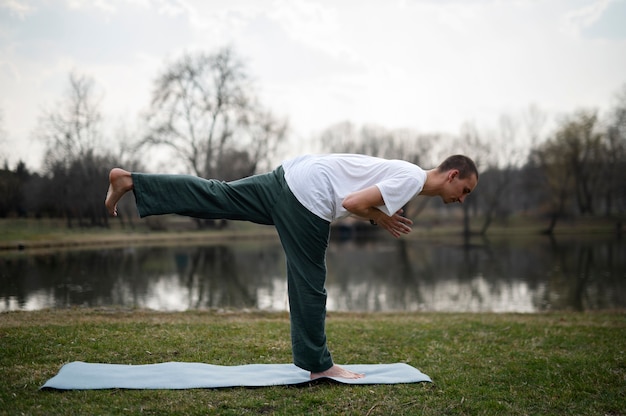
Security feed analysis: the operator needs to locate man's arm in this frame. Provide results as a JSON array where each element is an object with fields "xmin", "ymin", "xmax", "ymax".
[{"xmin": 342, "ymin": 186, "xmax": 413, "ymax": 238}]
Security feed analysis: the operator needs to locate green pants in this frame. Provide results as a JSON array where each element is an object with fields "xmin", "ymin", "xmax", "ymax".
[{"xmin": 132, "ymin": 166, "xmax": 333, "ymax": 373}]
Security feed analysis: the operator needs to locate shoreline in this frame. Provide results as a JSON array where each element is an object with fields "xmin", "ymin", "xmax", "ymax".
[
  {"xmin": 1, "ymin": 215, "xmax": 622, "ymax": 252},
  {"xmin": 0, "ymin": 228, "xmax": 280, "ymax": 252}
]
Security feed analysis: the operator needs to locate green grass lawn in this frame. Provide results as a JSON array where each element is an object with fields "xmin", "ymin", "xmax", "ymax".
[
  {"xmin": 0, "ymin": 218, "xmax": 278, "ymax": 251},
  {"xmin": 1, "ymin": 309, "xmax": 624, "ymax": 415}
]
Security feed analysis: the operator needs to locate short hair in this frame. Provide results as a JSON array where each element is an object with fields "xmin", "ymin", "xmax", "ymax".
[{"xmin": 437, "ymin": 155, "xmax": 478, "ymax": 180}]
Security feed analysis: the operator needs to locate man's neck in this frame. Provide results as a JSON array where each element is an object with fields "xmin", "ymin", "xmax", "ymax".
[{"xmin": 420, "ymin": 169, "xmax": 445, "ymax": 197}]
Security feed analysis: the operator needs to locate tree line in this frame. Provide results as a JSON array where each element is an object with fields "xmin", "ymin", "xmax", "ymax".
[
  {"xmin": 313, "ymin": 92, "xmax": 626, "ymax": 235},
  {"xmin": 1, "ymin": 46, "xmax": 625, "ymax": 234},
  {"xmin": 1, "ymin": 47, "xmax": 287, "ymax": 228}
]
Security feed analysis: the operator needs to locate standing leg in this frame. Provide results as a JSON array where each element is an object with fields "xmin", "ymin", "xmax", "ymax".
[
  {"xmin": 276, "ymin": 204, "xmax": 332, "ymax": 373},
  {"xmin": 271, "ymin": 170, "xmax": 364, "ymax": 379}
]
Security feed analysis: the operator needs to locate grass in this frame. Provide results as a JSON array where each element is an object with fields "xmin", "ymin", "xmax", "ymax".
[
  {"xmin": 0, "ymin": 218, "xmax": 278, "ymax": 251},
  {"xmin": 1, "ymin": 309, "xmax": 625, "ymax": 415}
]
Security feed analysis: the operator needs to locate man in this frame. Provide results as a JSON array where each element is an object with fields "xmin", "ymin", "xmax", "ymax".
[{"xmin": 105, "ymin": 153, "xmax": 478, "ymax": 380}]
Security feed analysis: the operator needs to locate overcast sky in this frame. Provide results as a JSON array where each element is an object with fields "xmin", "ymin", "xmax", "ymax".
[{"xmin": 1, "ymin": 0, "xmax": 625, "ymax": 170}]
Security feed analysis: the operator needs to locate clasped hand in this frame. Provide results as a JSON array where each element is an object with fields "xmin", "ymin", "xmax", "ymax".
[{"xmin": 378, "ymin": 209, "xmax": 413, "ymax": 238}]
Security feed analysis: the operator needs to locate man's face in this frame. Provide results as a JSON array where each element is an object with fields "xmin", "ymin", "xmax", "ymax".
[{"xmin": 442, "ymin": 170, "xmax": 478, "ymax": 204}]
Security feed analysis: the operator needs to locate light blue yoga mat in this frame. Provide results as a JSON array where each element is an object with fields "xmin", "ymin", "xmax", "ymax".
[{"xmin": 41, "ymin": 361, "xmax": 432, "ymax": 390}]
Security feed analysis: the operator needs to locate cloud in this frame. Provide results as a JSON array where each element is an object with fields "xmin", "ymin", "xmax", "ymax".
[
  {"xmin": 65, "ymin": 0, "xmax": 117, "ymax": 13},
  {"xmin": 0, "ymin": 0, "xmax": 36, "ymax": 19},
  {"xmin": 580, "ymin": 0, "xmax": 626, "ymax": 39},
  {"xmin": 560, "ymin": 0, "xmax": 613, "ymax": 36},
  {"xmin": 269, "ymin": 0, "xmax": 343, "ymax": 54}
]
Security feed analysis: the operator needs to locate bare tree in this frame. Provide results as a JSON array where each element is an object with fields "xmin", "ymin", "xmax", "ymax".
[
  {"xmin": 557, "ymin": 110, "xmax": 604, "ymax": 215},
  {"xmin": 604, "ymin": 84, "xmax": 626, "ymax": 218},
  {"xmin": 143, "ymin": 47, "xmax": 286, "ymax": 179},
  {"xmin": 523, "ymin": 103, "xmax": 548, "ymax": 148},
  {"xmin": 0, "ymin": 109, "xmax": 6, "ymax": 164},
  {"xmin": 527, "ymin": 109, "xmax": 603, "ymax": 233},
  {"xmin": 318, "ymin": 122, "xmax": 436, "ymax": 164},
  {"xmin": 528, "ymin": 138, "xmax": 573, "ymax": 235},
  {"xmin": 319, "ymin": 121, "xmax": 365, "ymax": 154},
  {"xmin": 238, "ymin": 106, "xmax": 288, "ymax": 175},
  {"xmin": 39, "ymin": 73, "xmax": 103, "ymax": 169},
  {"xmin": 34, "ymin": 72, "xmax": 110, "ymax": 227},
  {"xmin": 474, "ymin": 114, "xmax": 530, "ymax": 235}
]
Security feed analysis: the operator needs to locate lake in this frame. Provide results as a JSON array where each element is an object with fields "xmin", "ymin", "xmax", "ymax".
[{"xmin": 1, "ymin": 234, "xmax": 624, "ymax": 313}]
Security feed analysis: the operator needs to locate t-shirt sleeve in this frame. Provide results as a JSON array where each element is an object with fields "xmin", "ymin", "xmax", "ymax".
[{"xmin": 375, "ymin": 175, "xmax": 422, "ymax": 216}]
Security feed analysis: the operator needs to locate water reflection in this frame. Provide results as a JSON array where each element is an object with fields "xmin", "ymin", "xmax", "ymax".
[{"xmin": 1, "ymin": 236, "xmax": 624, "ymax": 312}]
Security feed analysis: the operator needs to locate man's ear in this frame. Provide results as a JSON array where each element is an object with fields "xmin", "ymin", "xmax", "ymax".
[{"xmin": 448, "ymin": 169, "xmax": 459, "ymax": 182}]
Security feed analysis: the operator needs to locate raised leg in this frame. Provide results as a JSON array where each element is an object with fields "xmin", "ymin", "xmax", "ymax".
[{"xmin": 105, "ymin": 168, "xmax": 133, "ymax": 216}]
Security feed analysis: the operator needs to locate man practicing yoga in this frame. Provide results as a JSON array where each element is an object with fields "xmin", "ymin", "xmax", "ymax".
[{"xmin": 105, "ymin": 153, "xmax": 478, "ymax": 380}]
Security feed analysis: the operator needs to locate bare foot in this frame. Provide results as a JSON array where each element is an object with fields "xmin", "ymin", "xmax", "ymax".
[
  {"xmin": 310, "ymin": 364, "xmax": 365, "ymax": 380},
  {"xmin": 105, "ymin": 168, "xmax": 133, "ymax": 217}
]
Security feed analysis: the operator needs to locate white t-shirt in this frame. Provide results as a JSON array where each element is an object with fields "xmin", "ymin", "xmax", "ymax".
[{"xmin": 282, "ymin": 154, "xmax": 427, "ymax": 222}]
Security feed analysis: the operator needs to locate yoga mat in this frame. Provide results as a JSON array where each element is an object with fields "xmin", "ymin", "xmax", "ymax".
[{"xmin": 41, "ymin": 361, "xmax": 432, "ymax": 390}]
